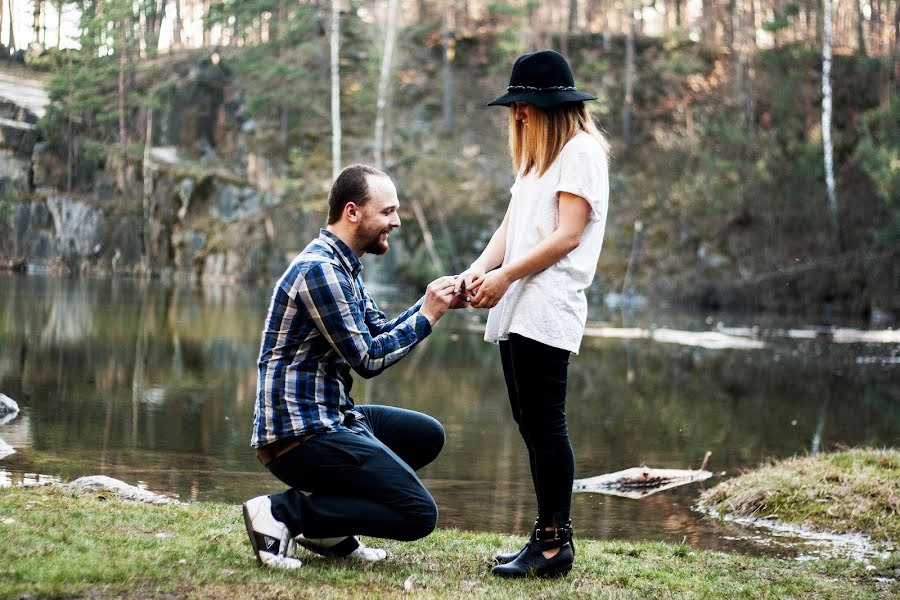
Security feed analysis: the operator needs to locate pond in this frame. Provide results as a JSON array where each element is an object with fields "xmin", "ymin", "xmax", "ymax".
[{"xmin": 0, "ymin": 273, "xmax": 897, "ymax": 556}]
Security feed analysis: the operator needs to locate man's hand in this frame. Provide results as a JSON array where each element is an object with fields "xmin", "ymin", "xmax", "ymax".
[
  {"xmin": 470, "ymin": 268, "xmax": 512, "ymax": 309},
  {"xmin": 420, "ymin": 275, "xmax": 460, "ymax": 325}
]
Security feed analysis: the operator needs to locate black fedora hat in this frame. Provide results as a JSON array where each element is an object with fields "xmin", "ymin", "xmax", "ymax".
[{"xmin": 488, "ymin": 49, "xmax": 597, "ymax": 109}]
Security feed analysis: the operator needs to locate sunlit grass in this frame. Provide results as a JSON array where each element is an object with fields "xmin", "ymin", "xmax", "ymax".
[
  {"xmin": 0, "ymin": 485, "xmax": 896, "ymax": 599},
  {"xmin": 699, "ymin": 448, "xmax": 900, "ymax": 541}
]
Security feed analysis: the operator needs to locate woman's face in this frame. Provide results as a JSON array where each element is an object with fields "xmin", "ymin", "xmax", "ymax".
[{"xmin": 512, "ymin": 101, "xmax": 529, "ymax": 125}]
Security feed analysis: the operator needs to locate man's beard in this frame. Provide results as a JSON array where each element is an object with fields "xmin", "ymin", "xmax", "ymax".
[{"xmin": 360, "ymin": 228, "xmax": 390, "ymax": 255}]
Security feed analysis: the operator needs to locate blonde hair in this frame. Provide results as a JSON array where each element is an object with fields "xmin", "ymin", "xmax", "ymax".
[{"xmin": 508, "ymin": 102, "xmax": 610, "ymax": 177}]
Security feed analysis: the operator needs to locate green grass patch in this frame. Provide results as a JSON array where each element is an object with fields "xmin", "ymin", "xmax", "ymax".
[
  {"xmin": 0, "ymin": 486, "xmax": 896, "ymax": 598},
  {"xmin": 699, "ymin": 448, "xmax": 900, "ymax": 542}
]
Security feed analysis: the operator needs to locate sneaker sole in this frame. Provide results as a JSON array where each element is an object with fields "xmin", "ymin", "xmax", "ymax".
[{"xmin": 242, "ymin": 503, "xmax": 263, "ymax": 566}]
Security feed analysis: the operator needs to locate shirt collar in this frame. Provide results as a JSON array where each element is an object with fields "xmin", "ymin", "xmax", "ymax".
[{"xmin": 319, "ymin": 229, "xmax": 363, "ymax": 277}]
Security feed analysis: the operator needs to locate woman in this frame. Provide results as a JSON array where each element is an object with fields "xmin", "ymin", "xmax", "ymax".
[{"xmin": 458, "ymin": 49, "xmax": 609, "ymax": 578}]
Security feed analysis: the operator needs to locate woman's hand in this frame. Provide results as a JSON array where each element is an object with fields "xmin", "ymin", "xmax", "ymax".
[
  {"xmin": 454, "ymin": 264, "xmax": 487, "ymax": 299},
  {"xmin": 470, "ymin": 268, "xmax": 513, "ymax": 309}
]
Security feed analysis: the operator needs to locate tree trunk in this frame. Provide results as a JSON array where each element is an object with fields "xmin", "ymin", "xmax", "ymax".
[
  {"xmin": 277, "ymin": 0, "xmax": 290, "ymax": 144},
  {"xmin": 855, "ymin": 0, "xmax": 867, "ymax": 55},
  {"xmin": 331, "ymin": 0, "xmax": 342, "ymax": 180},
  {"xmin": 117, "ymin": 21, "xmax": 128, "ymax": 194},
  {"xmin": 32, "ymin": 0, "xmax": 42, "ymax": 47},
  {"xmin": 622, "ymin": 0, "xmax": 635, "ymax": 149},
  {"xmin": 142, "ymin": 109, "xmax": 154, "ymax": 271},
  {"xmin": 56, "ymin": 0, "xmax": 61, "ymax": 49},
  {"xmin": 8, "ymin": 0, "xmax": 16, "ymax": 52},
  {"xmin": 822, "ymin": 0, "xmax": 840, "ymax": 249},
  {"xmin": 701, "ymin": 0, "xmax": 715, "ymax": 45},
  {"xmin": 66, "ymin": 50, "xmax": 73, "ymax": 192},
  {"xmin": 203, "ymin": 0, "xmax": 212, "ymax": 46},
  {"xmin": 173, "ymin": 0, "xmax": 183, "ymax": 48},
  {"xmin": 441, "ymin": 0, "xmax": 456, "ymax": 136},
  {"xmin": 374, "ymin": 0, "xmax": 399, "ymax": 169}
]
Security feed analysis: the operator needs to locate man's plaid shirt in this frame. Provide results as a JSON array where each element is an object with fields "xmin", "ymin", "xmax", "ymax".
[{"xmin": 251, "ymin": 229, "xmax": 431, "ymax": 447}]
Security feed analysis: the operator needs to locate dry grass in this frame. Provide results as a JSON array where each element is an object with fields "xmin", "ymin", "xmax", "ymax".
[{"xmin": 698, "ymin": 448, "xmax": 900, "ymax": 541}]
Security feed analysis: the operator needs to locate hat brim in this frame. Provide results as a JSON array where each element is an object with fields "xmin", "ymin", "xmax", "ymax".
[{"xmin": 487, "ymin": 89, "xmax": 597, "ymax": 108}]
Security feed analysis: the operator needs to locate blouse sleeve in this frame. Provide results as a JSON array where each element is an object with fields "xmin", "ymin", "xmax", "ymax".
[{"xmin": 555, "ymin": 135, "xmax": 609, "ymax": 224}]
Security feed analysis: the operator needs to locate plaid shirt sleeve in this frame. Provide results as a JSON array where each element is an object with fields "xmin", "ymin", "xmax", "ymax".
[
  {"xmin": 364, "ymin": 293, "xmax": 425, "ymax": 336},
  {"xmin": 295, "ymin": 262, "xmax": 431, "ymax": 379}
]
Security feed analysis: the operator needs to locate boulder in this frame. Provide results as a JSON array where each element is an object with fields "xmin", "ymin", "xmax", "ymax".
[{"xmin": 64, "ymin": 476, "xmax": 177, "ymax": 505}]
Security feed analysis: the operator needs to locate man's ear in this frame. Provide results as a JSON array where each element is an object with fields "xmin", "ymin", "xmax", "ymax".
[{"xmin": 344, "ymin": 202, "xmax": 360, "ymax": 223}]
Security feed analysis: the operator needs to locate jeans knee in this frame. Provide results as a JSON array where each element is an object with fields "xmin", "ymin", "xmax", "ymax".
[
  {"xmin": 402, "ymin": 498, "xmax": 438, "ymax": 541},
  {"xmin": 421, "ymin": 417, "xmax": 446, "ymax": 465}
]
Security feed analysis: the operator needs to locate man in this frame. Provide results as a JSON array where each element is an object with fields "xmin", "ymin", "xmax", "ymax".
[{"xmin": 242, "ymin": 164, "xmax": 464, "ymax": 569}]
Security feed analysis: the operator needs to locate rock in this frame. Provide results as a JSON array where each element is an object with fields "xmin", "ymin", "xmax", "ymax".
[
  {"xmin": 0, "ymin": 116, "xmax": 38, "ymax": 157},
  {"xmin": 0, "ymin": 148, "xmax": 31, "ymax": 197},
  {"xmin": 0, "ymin": 392, "xmax": 19, "ymax": 415},
  {"xmin": 0, "ymin": 98, "xmax": 40, "ymax": 124},
  {"xmin": 176, "ymin": 178, "xmax": 195, "ymax": 220},
  {"xmin": 0, "ymin": 437, "xmax": 13, "ymax": 460},
  {"xmin": 46, "ymin": 196, "xmax": 104, "ymax": 259},
  {"xmin": 31, "ymin": 142, "xmax": 67, "ymax": 189},
  {"xmin": 64, "ymin": 476, "xmax": 177, "ymax": 505},
  {"xmin": 209, "ymin": 183, "xmax": 274, "ymax": 223}
]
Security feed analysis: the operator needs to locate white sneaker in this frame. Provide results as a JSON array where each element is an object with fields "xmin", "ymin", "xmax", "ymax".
[
  {"xmin": 242, "ymin": 495, "xmax": 303, "ymax": 569},
  {"xmin": 295, "ymin": 535, "xmax": 387, "ymax": 562}
]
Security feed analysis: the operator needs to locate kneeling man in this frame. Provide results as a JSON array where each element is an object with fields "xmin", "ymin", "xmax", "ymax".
[{"xmin": 243, "ymin": 164, "xmax": 464, "ymax": 568}]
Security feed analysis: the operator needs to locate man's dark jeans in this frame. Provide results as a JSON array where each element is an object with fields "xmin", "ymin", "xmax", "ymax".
[{"xmin": 266, "ymin": 405, "xmax": 445, "ymax": 541}]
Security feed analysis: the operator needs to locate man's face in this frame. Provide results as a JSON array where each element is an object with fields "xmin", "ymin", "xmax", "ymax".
[{"xmin": 356, "ymin": 175, "xmax": 401, "ymax": 256}]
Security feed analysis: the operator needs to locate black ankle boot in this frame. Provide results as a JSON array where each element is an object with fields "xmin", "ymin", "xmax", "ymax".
[
  {"xmin": 491, "ymin": 522, "xmax": 575, "ymax": 578},
  {"xmin": 493, "ymin": 518, "xmax": 539, "ymax": 565}
]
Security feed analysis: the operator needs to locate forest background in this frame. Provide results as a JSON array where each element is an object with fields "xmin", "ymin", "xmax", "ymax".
[{"xmin": 0, "ymin": 0, "xmax": 896, "ymax": 321}]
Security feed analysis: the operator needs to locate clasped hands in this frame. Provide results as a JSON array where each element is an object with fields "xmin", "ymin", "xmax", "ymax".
[{"xmin": 421, "ymin": 267, "xmax": 512, "ymax": 323}]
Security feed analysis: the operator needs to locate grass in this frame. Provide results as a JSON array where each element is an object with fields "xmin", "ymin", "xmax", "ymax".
[
  {"xmin": 0, "ymin": 485, "xmax": 897, "ymax": 599},
  {"xmin": 698, "ymin": 448, "xmax": 900, "ymax": 542}
]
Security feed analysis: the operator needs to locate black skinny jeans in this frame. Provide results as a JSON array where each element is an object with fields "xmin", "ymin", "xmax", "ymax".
[
  {"xmin": 499, "ymin": 333, "xmax": 574, "ymax": 526},
  {"xmin": 265, "ymin": 405, "xmax": 445, "ymax": 541}
]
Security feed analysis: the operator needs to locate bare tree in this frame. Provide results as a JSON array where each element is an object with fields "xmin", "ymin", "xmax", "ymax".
[
  {"xmin": 203, "ymin": 0, "xmax": 212, "ymax": 46},
  {"xmin": 822, "ymin": 0, "xmax": 840, "ymax": 248},
  {"xmin": 56, "ymin": 0, "xmax": 62, "ymax": 49},
  {"xmin": 117, "ymin": 18, "xmax": 128, "ymax": 193},
  {"xmin": 173, "ymin": 0, "xmax": 184, "ymax": 48},
  {"xmin": 441, "ymin": 0, "xmax": 456, "ymax": 135},
  {"xmin": 32, "ymin": 0, "xmax": 42, "ymax": 47},
  {"xmin": 331, "ymin": 0, "xmax": 342, "ymax": 179},
  {"xmin": 855, "ymin": 0, "xmax": 867, "ymax": 55},
  {"xmin": 8, "ymin": 0, "xmax": 16, "ymax": 52},
  {"xmin": 374, "ymin": 0, "xmax": 399, "ymax": 169},
  {"xmin": 622, "ymin": 0, "xmax": 636, "ymax": 149}
]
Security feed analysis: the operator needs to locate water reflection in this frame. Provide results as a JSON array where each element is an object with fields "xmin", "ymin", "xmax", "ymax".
[{"xmin": 0, "ymin": 274, "xmax": 897, "ymax": 555}]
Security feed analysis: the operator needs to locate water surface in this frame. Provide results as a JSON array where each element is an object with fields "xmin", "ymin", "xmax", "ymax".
[{"xmin": 0, "ymin": 274, "xmax": 897, "ymax": 556}]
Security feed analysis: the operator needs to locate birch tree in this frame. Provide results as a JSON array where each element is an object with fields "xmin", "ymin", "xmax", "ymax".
[
  {"xmin": 117, "ymin": 17, "xmax": 128, "ymax": 193},
  {"xmin": 622, "ymin": 0, "xmax": 636, "ymax": 149},
  {"xmin": 33, "ymin": 0, "xmax": 42, "ymax": 47},
  {"xmin": 441, "ymin": 0, "xmax": 455, "ymax": 135},
  {"xmin": 822, "ymin": 0, "xmax": 840, "ymax": 247},
  {"xmin": 331, "ymin": 0, "xmax": 341, "ymax": 180},
  {"xmin": 373, "ymin": 0, "xmax": 399, "ymax": 169},
  {"xmin": 8, "ymin": 0, "xmax": 16, "ymax": 52}
]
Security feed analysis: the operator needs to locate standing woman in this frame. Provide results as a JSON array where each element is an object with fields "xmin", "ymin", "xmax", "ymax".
[{"xmin": 458, "ymin": 50, "xmax": 609, "ymax": 578}]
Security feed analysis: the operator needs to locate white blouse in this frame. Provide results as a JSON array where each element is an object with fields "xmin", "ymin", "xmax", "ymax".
[{"xmin": 484, "ymin": 132, "xmax": 609, "ymax": 354}]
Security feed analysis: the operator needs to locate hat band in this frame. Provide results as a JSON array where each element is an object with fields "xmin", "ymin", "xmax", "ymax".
[{"xmin": 507, "ymin": 85, "xmax": 578, "ymax": 91}]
